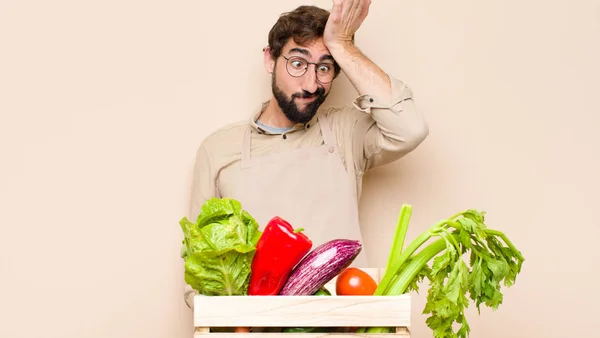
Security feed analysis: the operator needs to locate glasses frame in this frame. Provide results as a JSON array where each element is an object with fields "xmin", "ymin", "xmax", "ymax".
[{"xmin": 281, "ymin": 55, "xmax": 335, "ymax": 84}]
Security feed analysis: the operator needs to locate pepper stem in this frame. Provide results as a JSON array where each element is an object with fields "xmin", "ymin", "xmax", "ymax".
[{"xmin": 294, "ymin": 228, "xmax": 305, "ymax": 233}]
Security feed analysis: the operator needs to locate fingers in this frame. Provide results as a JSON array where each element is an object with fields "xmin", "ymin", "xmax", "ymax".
[
  {"xmin": 349, "ymin": 0, "xmax": 361, "ymax": 24},
  {"xmin": 362, "ymin": 0, "xmax": 372, "ymax": 16},
  {"xmin": 340, "ymin": 0, "xmax": 354, "ymax": 24},
  {"xmin": 331, "ymin": 0, "xmax": 343, "ymax": 21},
  {"xmin": 341, "ymin": 0, "xmax": 370, "ymax": 23},
  {"xmin": 330, "ymin": 0, "xmax": 361, "ymax": 25},
  {"xmin": 355, "ymin": 0, "xmax": 370, "ymax": 20},
  {"xmin": 351, "ymin": 0, "xmax": 361, "ymax": 14},
  {"xmin": 328, "ymin": 0, "xmax": 370, "ymax": 36}
]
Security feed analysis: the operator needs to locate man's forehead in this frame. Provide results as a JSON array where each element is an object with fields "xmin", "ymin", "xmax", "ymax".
[{"xmin": 284, "ymin": 39, "xmax": 331, "ymax": 60}]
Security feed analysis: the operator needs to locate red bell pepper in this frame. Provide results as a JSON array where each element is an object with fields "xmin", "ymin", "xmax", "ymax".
[{"xmin": 248, "ymin": 216, "xmax": 312, "ymax": 295}]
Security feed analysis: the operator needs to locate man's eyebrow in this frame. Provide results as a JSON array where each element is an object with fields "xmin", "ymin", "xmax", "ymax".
[
  {"xmin": 319, "ymin": 54, "xmax": 334, "ymax": 63},
  {"xmin": 287, "ymin": 47, "xmax": 334, "ymax": 63},
  {"xmin": 288, "ymin": 47, "xmax": 310, "ymax": 57}
]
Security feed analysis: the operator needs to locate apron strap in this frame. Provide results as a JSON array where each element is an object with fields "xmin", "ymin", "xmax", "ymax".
[
  {"xmin": 241, "ymin": 126, "xmax": 252, "ymax": 169},
  {"xmin": 317, "ymin": 113, "xmax": 336, "ymax": 146}
]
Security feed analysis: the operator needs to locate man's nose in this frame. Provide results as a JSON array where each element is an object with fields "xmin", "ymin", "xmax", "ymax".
[{"xmin": 301, "ymin": 67, "xmax": 319, "ymax": 94}]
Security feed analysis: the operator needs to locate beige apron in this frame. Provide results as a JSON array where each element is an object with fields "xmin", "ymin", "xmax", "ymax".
[{"xmin": 230, "ymin": 112, "xmax": 369, "ymax": 268}]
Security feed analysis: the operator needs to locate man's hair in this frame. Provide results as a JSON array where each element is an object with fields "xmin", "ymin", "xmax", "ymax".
[{"xmin": 267, "ymin": 5, "xmax": 350, "ymax": 78}]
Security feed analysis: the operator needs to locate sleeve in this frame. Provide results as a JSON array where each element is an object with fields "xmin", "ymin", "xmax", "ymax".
[
  {"xmin": 351, "ymin": 75, "xmax": 429, "ymax": 172},
  {"xmin": 184, "ymin": 143, "xmax": 217, "ymax": 309},
  {"xmin": 184, "ymin": 284, "xmax": 197, "ymax": 309},
  {"xmin": 188, "ymin": 143, "xmax": 217, "ymax": 221}
]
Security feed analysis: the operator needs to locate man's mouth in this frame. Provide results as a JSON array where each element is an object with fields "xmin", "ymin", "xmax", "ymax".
[{"xmin": 295, "ymin": 94, "xmax": 318, "ymax": 102}]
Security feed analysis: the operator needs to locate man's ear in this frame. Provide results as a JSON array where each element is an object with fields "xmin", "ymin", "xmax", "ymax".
[{"xmin": 263, "ymin": 46, "xmax": 275, "ymax": 74}]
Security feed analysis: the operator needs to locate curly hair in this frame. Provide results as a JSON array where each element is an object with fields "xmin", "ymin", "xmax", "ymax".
[{"xmin": 267, "ymin": 5, "xmax": 350, "ymax": 78}]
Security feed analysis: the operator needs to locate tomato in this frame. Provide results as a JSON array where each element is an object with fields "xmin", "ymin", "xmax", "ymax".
[{"xmin": 335, "ymin": 267, "xmax": 378, "ymax": 296}]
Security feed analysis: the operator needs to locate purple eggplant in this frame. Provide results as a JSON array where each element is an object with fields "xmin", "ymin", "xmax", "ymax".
[{"xmin": 279, "ymin": 239, "xmax": 362, "ymax": 295}]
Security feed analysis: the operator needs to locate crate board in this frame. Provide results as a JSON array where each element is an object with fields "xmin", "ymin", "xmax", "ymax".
[
  {"xmin": 194, "ymin": 327, "xmax": 411, "ymax": 337},
  {"xmin": 192, "ymin": 268, "xmax": 411, "ymax": 336},
  {"xmin": 194, "ymin": 294, "xmax": 410, "ymax": 327}
]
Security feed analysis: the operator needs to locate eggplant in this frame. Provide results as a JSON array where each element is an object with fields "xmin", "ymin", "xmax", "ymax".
[{"xmin": 279, "ymin": 239, "xmax": 362, "ymax": 295}]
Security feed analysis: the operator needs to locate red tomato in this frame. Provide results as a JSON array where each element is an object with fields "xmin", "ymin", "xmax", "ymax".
[{"xmin": 335, "ymin": 267, "xmax": 378, "ymax": 296}]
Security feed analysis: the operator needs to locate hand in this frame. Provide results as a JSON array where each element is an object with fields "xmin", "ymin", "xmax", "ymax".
[{"xmin": 323, "ymin": 0, "xmax": 371, "ymax": 48}]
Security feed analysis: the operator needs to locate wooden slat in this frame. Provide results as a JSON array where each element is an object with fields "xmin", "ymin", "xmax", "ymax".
[
  {"xmin": 193, "ymin": 295, "xmax": 410, "ymax": 327},
  {"xmin": 194, "ymin": 332, "xmax": 410, "ymax": 338}
]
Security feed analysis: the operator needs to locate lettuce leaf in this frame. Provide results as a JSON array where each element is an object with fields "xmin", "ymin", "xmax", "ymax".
[{"xmin": 180, "ymin": 198, "xmax": 262, "ymax": 295}]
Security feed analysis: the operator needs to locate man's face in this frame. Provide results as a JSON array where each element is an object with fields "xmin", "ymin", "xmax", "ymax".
[{"xmin": 268, "ymin": 38, "xmax": 334, "ymax": 124}]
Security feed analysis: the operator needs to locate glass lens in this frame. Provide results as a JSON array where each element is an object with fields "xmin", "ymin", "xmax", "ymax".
[
  {"xmin": 285, "ymin": 56, "xmax": 335, "ymax": 83},
  {"xmin": 316, "ymin": 63, "xmax": 334, "ymax": 83},
  {"xmin": 286, "ymin": 57, "xmax": 307, "ymax": 76}
]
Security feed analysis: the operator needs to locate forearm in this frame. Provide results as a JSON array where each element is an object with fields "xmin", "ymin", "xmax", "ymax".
[
  {"xmin": 328, "ymin": 42, "xmax": 391, "ymax": 101},
  {"xmin": 328, "ymin": 42, "xmax": 428, "ymax": 168},
  {"xmin": 349, "ymin": 75, "xmax": 429, "ymax": 171}
]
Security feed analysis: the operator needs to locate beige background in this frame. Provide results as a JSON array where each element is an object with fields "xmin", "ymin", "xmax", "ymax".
[{"xmin": 1, "ymin": 0, "xmax": 599, "ymax": 337}]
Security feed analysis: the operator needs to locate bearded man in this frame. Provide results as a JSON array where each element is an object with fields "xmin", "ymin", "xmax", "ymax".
[{"xmin": 185, "ymin": 1, "xmax": 429, "ymax": 306}]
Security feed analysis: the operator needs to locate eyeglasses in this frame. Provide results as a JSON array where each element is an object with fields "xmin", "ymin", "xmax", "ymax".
[{"xmin": 281, "ymin": 55, "xmax": 335, "ymax": 84}]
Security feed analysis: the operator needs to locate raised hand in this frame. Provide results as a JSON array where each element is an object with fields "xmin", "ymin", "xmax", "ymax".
[{"xmin": 323, "ymin": 0, "xmax": 371, "ymax": 48}]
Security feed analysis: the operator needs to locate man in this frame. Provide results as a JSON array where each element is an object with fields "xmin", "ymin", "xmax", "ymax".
[{"xmin": 184, "ymin": 0, "xmax": 428, "ymax": 306}]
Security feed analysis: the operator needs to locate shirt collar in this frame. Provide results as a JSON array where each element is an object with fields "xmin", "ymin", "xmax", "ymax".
[{"xmin": 249, "ymin": 100, "xmax": 319, "ymax": 135}]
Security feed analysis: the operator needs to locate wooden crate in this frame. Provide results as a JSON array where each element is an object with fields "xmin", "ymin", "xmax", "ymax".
[{"xmin": 193, "ymin": 268, "xmax": 411, "ymax": 337}]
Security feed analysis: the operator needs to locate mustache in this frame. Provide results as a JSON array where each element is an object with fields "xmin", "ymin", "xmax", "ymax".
[{"xmin": 292, "ymin": 87, "xmax": 326, "ymax": 99}]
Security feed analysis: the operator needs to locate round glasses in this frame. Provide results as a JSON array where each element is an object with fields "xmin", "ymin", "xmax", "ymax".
[{"xmin": 281, "ymin": 55, "xmax": 335, "ymax": 84}]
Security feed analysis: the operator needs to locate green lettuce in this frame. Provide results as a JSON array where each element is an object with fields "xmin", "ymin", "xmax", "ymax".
[{"xmin": 179, "ymin": 197, "xmax": 262, "ymax": 296}]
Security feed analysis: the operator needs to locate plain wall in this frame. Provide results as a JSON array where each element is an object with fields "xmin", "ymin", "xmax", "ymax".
[{"xmin": 1, "ymin": 0, "xmax": 598, "ymax": 337}]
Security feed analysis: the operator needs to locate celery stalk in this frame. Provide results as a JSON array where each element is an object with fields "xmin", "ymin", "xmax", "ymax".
[
  {"xmin": 375, "ymin": 229, "xmax": 431, "ymax": 295},
  {"xmin": 375, "ymin": 216, "xmax": 451, "ymax": 295},
  {"xmin": 383, "ymin": 205, "xmax": 412, "ymax": 274},
  {"xmin": 383, "ymin": 238, "xmax": 446, "ymax": 295},
  {"xmin": 360, "ymin": 205, "xmax": 525, "ymax": 338},
  {"xmin": 362, "ymin": 239, "xmax": 449, "ymax": 334}
]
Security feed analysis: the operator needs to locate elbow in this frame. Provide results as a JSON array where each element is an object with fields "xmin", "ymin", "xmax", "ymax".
[
  {"xmin": 377, "ymin": 121, "xmax": 429, "ymax": 157},
  {"xmin": 405, "ymin": 119, "xmax": 429, "ymax": 150}
]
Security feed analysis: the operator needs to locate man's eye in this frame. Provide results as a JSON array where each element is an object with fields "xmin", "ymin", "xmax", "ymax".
[
  {"xmin": 291, "ymin": 60, "xmax": 305, "ymax": 68},
  {"xmin": 318, "ymin": 64, "xmax": 332, "ymax": 73}
]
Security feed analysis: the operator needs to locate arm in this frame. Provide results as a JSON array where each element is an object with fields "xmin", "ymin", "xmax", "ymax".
[
  {"xmin": 189, "ymin": 143, "xmax": 216, "ymax": 221},
  {"xmin": 324, "ymin": 0, "xmax": 390, "ymax": 99},
  {"xmin": 184, "ymin": 143, "xmax": 216, "ymax": 308},
  {"xmin": 327, "ymin": 42, "xmax": 391, "ymax": 99},
  {"xmin": 353, "ymin": 77, "xmax": 428, "ymax": 170},
  {"xmin": 324, "ymin": 0, "xmax": 429, "ymax": 170}
]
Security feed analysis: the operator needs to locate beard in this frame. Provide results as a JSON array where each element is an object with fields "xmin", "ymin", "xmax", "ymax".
[{"xmin": 271, "ymin": 74, "xmax": 328, "ymax": 124}]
